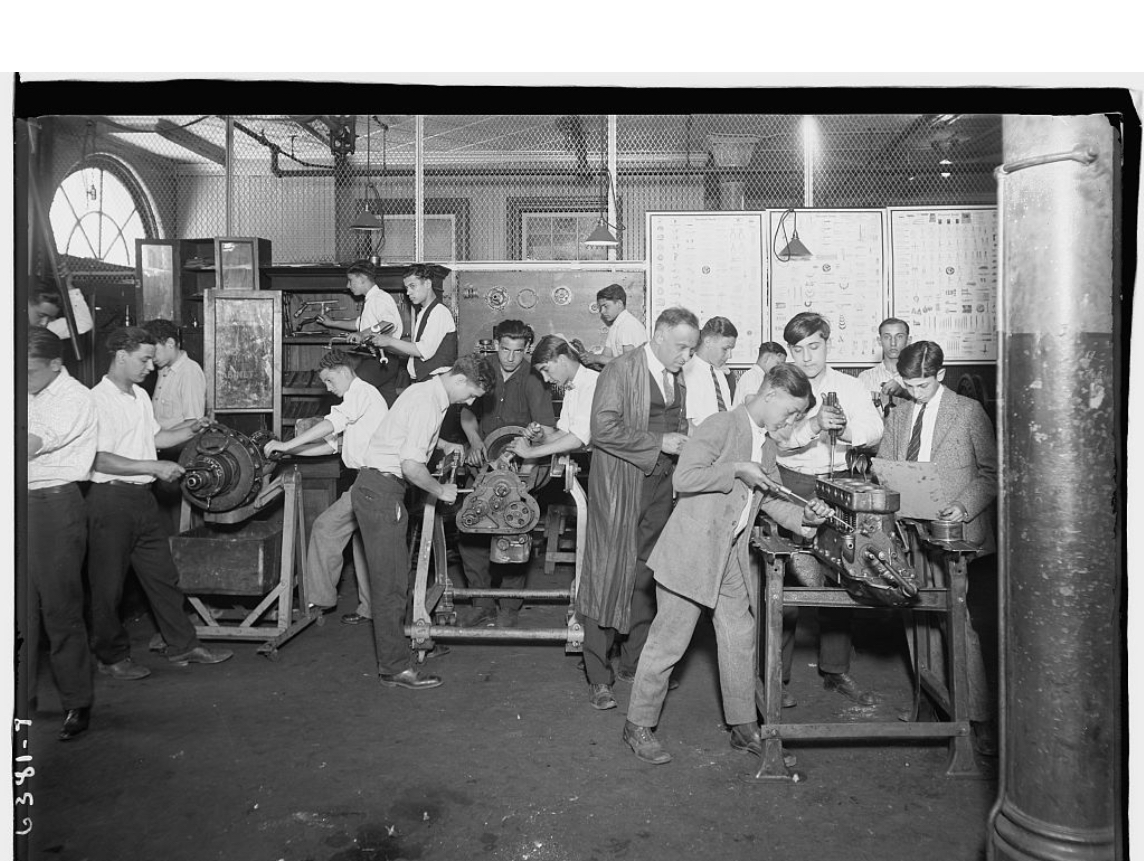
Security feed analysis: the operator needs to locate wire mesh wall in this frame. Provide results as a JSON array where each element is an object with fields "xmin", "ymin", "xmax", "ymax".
[{"xmin": 35, "ymin": 113, "xmax": 1002, "ymax": 272}]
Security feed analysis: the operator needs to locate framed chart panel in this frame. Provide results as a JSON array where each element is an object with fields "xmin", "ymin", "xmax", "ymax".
[
  {"xmin": 204, "ymin": 289, "xmax": 283, "ymax": 436},
  {"xmin": 889, "ymin": 207, "xmax": 998, "ymax": 362},
  {"xmin": 647, "ymin": 211, "xmax": 765, "ymax": 366},
  {"xmin": 767, "ymin": 209, "xmax": 888, "ymax": 364}
]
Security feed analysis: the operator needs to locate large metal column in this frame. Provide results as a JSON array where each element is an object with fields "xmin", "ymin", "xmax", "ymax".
[{"xmin": 987, "ymin": 116, "xmax": 1121, "ymax": 860}]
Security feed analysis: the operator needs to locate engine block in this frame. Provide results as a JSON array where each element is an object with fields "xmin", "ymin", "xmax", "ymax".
[{"xmin": 812, "ymin": 476, "xmax": 919, "ymax": 607}]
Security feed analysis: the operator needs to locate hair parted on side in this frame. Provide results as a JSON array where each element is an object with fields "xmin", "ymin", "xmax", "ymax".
[
  {"xmin": 700, "ymin": 316, "xmax": 738, "ymax": 342},
  {"xmin": 105, "ymin": 326, "xmax": 156, "ymax": 356},
  {"xmin": 530, "ymin": 334, "xmax": 581, "ymax": 368},
  {"xmin": 783, "ymin": 311, "xmax": 831, "ymax": 345},
  {"xmin": 596, "ymin": 283, "xmax": 627, "ymax": 304},
  {"xmin": 758, "ymin": 341, "xmax": 787, "ymax": 360},
  {"xmin": 897, "ymin": 340, "xmax": 945, "ymax": 378}
]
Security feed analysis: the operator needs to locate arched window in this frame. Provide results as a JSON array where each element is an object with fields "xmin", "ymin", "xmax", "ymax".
[{"xmin": 49, "ymin": 155, "xmax": 157, "ymax": 267}]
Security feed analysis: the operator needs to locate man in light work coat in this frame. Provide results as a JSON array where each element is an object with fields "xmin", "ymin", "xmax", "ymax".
[
  {"xmin": 622, "ymin": 364, "xmax": 833, "ymax": 764},
  {"xmin": 576, "ymin": 306, "xmax": 699, "ymax": 711}
]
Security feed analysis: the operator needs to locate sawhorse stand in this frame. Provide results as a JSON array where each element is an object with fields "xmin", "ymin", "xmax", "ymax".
[
  {"xmin": 752, "ymin": 523, "xmax": 980, "ymax": 781},
  {"xmin": 407, "ymin": 454, "xmax": 587, "ymax": 656},
  {"xmin": 175, "ymin": 466, "xmax": 321, "ymax": 659}
]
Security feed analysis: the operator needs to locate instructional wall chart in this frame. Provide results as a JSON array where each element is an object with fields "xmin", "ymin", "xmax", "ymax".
[
  {"xmin": 648, "ymin": 207, "xmax": 997, "ymax": 366},
  {"xmin": 889, "ymin": 207, "xmax": 998, "ymax": 361},
  {"xmin": 768, "ymin": 209, "xmax": 887, "ymax": 364},
  {"xmin": 647, "ymin": 212, "xmax": 765, "ymax": 366}
]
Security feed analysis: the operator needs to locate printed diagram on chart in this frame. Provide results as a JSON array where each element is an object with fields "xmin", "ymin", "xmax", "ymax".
[
  {"xmin": 650, "ymin": 214, "xmax": 763, "ymax": 365},
  {"xmin": 769, "ymin": 211, "xmax": 885, "ymax": 363},
  {"xmin": 890, "ymin": 210, "xmax": 998, "ymax": 361}
]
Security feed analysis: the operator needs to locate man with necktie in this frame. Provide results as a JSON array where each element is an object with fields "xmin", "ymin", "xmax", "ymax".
[
  {"xmin": 682, "ymin": 316, "xmax": 738, "ymax": 428},
  {"xmin": 576, "ymin": 307, "xmax": 700, "ymax": 711}
]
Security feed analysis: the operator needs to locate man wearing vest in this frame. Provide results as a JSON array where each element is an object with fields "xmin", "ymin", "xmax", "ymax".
[{"xmin": 577, "ymin": 307, "xmax": 700, "ymax": 711}]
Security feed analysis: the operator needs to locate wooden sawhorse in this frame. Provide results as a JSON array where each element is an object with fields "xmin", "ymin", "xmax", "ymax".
[{"xmin": 752, "ymin": 522, "xmax": 980, "ymax": 781}]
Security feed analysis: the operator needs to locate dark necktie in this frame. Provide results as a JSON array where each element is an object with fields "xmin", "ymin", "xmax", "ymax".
[
  {"xmin": 726, "ymin": 371, "xmax": 737, "ymax": 402},
  {"xmin": 662, "ymin": 369, "xmax": 675, "ymax": 407},
  {"xmin": 905, "ymin": 401, "xmax": 928, "ymax": 462},
  {"xmin": 710, "ymin": 365, "xmax": 727, "ymax": 412}
]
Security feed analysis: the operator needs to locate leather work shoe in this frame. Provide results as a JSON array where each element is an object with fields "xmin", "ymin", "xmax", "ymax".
[
  {"xmin": 730, "ymin": 723, "xmax": 798, "ymax": 768},
  {"xmin": 622, "ymin": 720, "xmax": 672, "ymax": 764},
  {"xmin": 379, "ymin": 668, "xmax": 442, "ymax": 690},
  {"xmin": 822, "ymin": 672, "xmax": 876, "ymax": 705},
  {"xmin": 58, "ymin": 707, "xmax": 91, "ymax": 741},
  {"xmin": 782, "ymin": 685, "xmax": 797, "ymax": 709},
  {"xmin": 614, "ymin": 667, "xmax": 680, "ymax": 691},
  {"xmin": 459, "ymin": 607, "xmax": 497, "ymax": 628},
  {"xmin": 589, "ymin": 683, "xmax": 617, "ymax": 710},
  {"xmin": 98, "ymin": 658, "xmax": 151, "ymax": 680},
  {"xmin": 167, "ymin": 646, "xmax": 234, "ymax": 666},
  {"xmin": 341, "ymin": 613, "xmax": 370, "ymax": 625}
]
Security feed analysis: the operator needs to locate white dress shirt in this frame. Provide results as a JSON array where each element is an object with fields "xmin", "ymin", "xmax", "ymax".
[
  {"xmin": 556, "ymin": 366, "xmax": 600, "ymax": 446},
  {"xmin": 90, "ymin": 376, "xmax": 162, "ymax": 484},
  {"xmin": 325, "ymin": 377, "xmax": 389, "ymax": 470},
  {"xmin": 28, "ymin": 367, "xmax": 98, "ymax": 488},
  {"xmin": 776, "ymin": 366, "xmax": 884, "ymax": 475},
  {"xmin": 358, "ymin": 285, "xmax": 403, "ymax": 334},
  {"xmin": 361, "ymin": 376, "xmax": 451, "ymax": 474},
  {"xmin": 604, "ymin": 308, "xmax": 647, "ymax": 357},
  {"xmin": 731, "ymin": 364, "xmax": 767, "ymax": 409},
  {"xmin": 682, "ymin": 354, "xmax": 733, "ymax": 425},
  {"xmin": 857, "ymin": 362, "xmax": 902, "ymax": 393},
  {"xmin": 643, "ymin": 342, "xmax": 672, "ymax": 403},
  {"xmin": 733, "ymin": 414, "xmax": 771, "ymax": 536},
  {"xmin": 408, "ymin": 302, "xmax": 457, "ymax": 379},
  {"xmin": 906, "ymin": 383, "xmax": 945, "ymax": 462},
  {"xmin": 152, "ymin": 351, "xmax": 207, "ymax": 429}
]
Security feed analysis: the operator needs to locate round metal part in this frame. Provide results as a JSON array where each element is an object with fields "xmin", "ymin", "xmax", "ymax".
[{"xmin": 177, "ymin": 423, "xmax": 268, "ymax": 512}]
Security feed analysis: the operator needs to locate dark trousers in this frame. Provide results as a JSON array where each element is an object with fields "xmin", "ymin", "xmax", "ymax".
[
  {"xmin": 27, "ymin": 485, "xmax": 94, "ymax": 710},
  {"xmin": 458, "ymin": 534, "xmax": 527, "ymax": 612},
  {"xmin": 583, "ymin": 469, "xmax": 675, "ymax": 685},
  {"xmin": 351, "ymin": 470, "xmax": 412, "ymax": 675},
  {"xmin": 777, "ymin": 465, "xmax": 854, "ymax": 679},
  {"xmin": 87, "ymin": 483, "xmax": 200, "ymax": 664}
]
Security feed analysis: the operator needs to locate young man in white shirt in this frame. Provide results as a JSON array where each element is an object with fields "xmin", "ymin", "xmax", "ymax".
[
  {"xmin": 731, "ymin": 341, "xmax": 787, "ymax": 409},
  {"xmin": 264, "ymin": 351, "xmax": 389, "ymax": 627},
  {"xmin": 318, "ymin": 260, "xmax": 405, "ymax": 405},
  {"xmin": 775, "ymin": 311, "xmax": 884, "ymax": 706},
  {"xmin": 682, "ymin": 316, "xmax": 738, "ymax": 427},
  {"xmin": 87, "ymin": 327, "xmax": 233, "ymax": 680},
  {"xmin": 142, "ymin": 318, "xmax": 206, "ymax": 430},
  {"xmin": 585, "ymin": 284, "xmax": 647, "ymax": 368},
  {"xmin": 351, "ymin": 354, "xmax": 494, "ymax": 690},
  {"xmin": 26, "ymin": 328, "xmax": 97, "ymax": 740},
  {"xmin": 507, "ymin": 334, "xmax": 600, "ymax": 460},
  {"xmin": 858, "ymin": 317, "xmax": 911, "ymax": 412}
]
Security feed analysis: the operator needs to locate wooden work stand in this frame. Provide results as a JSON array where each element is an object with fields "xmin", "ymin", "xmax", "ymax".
[
  {"xmin": 406, "ymin": 454, "xmax": 587, "ymax": 656},
  {"xmin": 752, "ymin": 521, "xmax": 980, "ymax": 782},
  {"xmin": 175, "ymin": 466, "xmax": 321, "ymax": 660}
]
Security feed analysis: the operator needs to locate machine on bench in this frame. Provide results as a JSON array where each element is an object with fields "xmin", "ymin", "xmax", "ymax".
[
  {"xmin": 407, "ymin": 426, "xmax": 586, "ymax": 657},
  {"xmin": 752, "ymin": 470, "xmax": 980, "ymax": 781},
  {"xmin": 168, "ymin": 422, "xmax": 319, "ymax": 659}
]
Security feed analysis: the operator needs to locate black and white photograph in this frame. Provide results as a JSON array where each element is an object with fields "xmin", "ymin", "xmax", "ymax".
[{"xmin": 8, "ymin": 74, "xmax": 1136, "ymax": 861}]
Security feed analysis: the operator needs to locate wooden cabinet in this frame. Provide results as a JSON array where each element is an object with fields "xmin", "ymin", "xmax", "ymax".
[{"xmin": 266, "ymin": 265, "xmax": 409, "ymax": 436}]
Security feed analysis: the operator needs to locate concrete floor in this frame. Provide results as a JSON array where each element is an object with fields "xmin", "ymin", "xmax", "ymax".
[{"xmin": 27, "ymin": 552, "xmax": 998, "ymax": 861}]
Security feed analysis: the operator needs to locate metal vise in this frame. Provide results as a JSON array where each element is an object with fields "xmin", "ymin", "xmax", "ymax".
[
  {"xmin": 811, "ymin": 476, "xmax": 919, "ymax": 607},
  {"xmin": 178, "ymin": 423, "xmax": 278, "ymax": 520},
  {"xmin": 456, "ymin": 426, "xmax": 543, "ymax": 564}
]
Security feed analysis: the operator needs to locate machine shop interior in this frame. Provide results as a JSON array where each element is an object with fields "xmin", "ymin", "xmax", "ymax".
[{"xmin": 13, "ymin": 91, "xmax": 1130, "ymax": 861}]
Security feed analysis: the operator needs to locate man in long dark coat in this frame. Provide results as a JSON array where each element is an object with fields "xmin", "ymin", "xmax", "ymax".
[{"xmin": 576, "ymin": 306, "xmax": 700, "ymax": 710}]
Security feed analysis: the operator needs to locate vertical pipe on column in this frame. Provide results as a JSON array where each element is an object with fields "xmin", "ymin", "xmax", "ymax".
[
  {"xmin": 414, "ymin": 115, "xmax": 424, "ymax": 262},
  {"xmin": 225, "ymin": 116, "xmax": 234, "ymax": 235},
  {"xmin": 607, "ymin": 114, "xmax": 618, "ymax": 262},
  {"xmin": 987, "ymin": 115, "xmax": 1121, "ymax": 861}
]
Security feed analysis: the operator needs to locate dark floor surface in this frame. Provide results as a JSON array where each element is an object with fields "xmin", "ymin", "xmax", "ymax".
[{"xmin": 24, "ymin": 557, "xmax": 998, "ymax": 861}]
